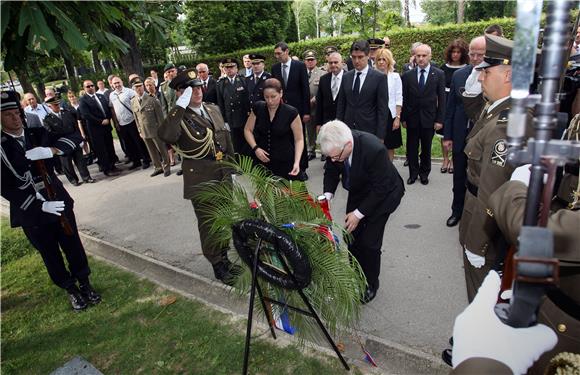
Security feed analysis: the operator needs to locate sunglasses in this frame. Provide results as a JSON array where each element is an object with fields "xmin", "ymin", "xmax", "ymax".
[{"xmin": 85, "ymin": 85, "xmax": 94, "ymax": 88}]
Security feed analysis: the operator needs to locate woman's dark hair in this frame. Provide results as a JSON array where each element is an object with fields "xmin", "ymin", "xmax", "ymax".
[
  {"xmin": 444, "ymin": 38, "xmax": 469, "ymax": 65},
  {"xmin": 263, "ymin": 78, "xmax": 283, "ymax": 93}
]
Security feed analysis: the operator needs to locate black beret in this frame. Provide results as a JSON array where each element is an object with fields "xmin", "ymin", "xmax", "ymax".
[
  {"xmin": 163, "ymin": 63, "xmax": 176, "ymax": 73},
  {"xmin": 169, "ymin": 68, "xmax": 203, "ymax": 90}
]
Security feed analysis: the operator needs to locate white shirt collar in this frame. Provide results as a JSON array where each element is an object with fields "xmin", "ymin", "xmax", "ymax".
[
  {"xmin": 355, "ymin": 64, "xmax": 369, "ymax": 75},
  {"xmin": 6, "ymin": 129, "xmax": 25, "ymax": 138},
  {"xmin": 487, "ymin": 96, "xmax": 510, "ymax": 114}
]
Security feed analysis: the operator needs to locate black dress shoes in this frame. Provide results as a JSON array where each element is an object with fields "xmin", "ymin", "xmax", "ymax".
[
  {"xmin": 67, "ymin": 286, "xmax": 88, "ymax": 311},
  {"xmin": 308, "ymin": 152, "xmax": 316, "ymax": 161},
  {"xmin": 84, "ymin": 177, "xmax": 96, "ymax": 183},
  {"xmin": 71, "ymin": 180, "xmax": 82, "ymax": 186},
  {"xmin": 403, "ymin": 159, "xmax": 409, "ymax": 167},
  {"xmin": 79, "ymin": 282, "xmax": 101, "ymax": 304},
  {"xmin": 420, "ymin": 176, "xmax": 429, "ymax": 185},
  {"xmin": 361, "ymin": 285, "xmax": 378, "ymax": 304},
  {"xmin": 104, "ymin": 170, "xmax": 121, "ymax": 177},
  {"xmin": 176, "ymin": 169, "xmax": 183, "ymax": 176},
  {"xmin": 128, "ymin": 162, "xmax": 142, "ymax": 170},
  {"xmin": 441, "ymin": 348, "xmax": 453, "ymax": 367},
  {"xmin": 320, "ymin": 155, "xmax": 326, "ymax": 162},
  {"xmin": 212, "ymin": 261, "xmax": 240, "ymax": 286},
  {"xmin": 142, "ymin": 162, "xmax": 151, "ymax": 169},
  {"xmin": 407, "ymin": 177, "xmax": 417, "ymax": 185},
  {"xmin": 164, "ymin": 170, "xmax": 171, "ymax": 177},
  {"xmin": 150, "ymin": 169, "xmax": 163, "ymax": 177},
  {"xmin": 446, "ymin": 215, "xmax": 461, "ymax": 227}
]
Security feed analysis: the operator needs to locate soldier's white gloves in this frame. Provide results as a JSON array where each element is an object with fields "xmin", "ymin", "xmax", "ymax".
[
  {"xmin": 511, "ymin": 164, "xmax": 547, "ymax": 187},
  {"xmin": 42, "ymin": 201, "xmax": 65, "ymax": 216},
  {"xmin": 452, "ymin": 271, "xmax": 557, "ymax": 374},
  {"xmin": 36, "ymin": 192, "xmax": 46, "ymax": 201},
  {"xmin": 463, "ymin": 70, "xmax": 482, "ymax": 96},
  {"xmin": 25, "ymin": 147, "xmax": 54, "ymax": 160},
  {"xmin": 176, "ymin": 87, "xmax": 192, "ymax": 109},
  {"xmin": 465, "ymin": 248, "xmax": 485, "ymax": 268}
]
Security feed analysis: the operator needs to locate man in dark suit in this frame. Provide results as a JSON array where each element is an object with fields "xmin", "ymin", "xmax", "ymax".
[
  {"xmin": 246, "ymin": 53, "xmax": 271, "ymax": 110},
  {"xmin": 78, "ymin": 80, "xmax": 120, "ymax": 176},
  {"xmin": 271, "ymin": 41, "xmax": 310, "ymax": 175},
  {"xmin": 196, "ymin": 63, "xmax": 217, "ymax": 104},
  {"xmin": 401, "ymin": 43, "xmax": 446, "ymax": 185},
  {"xmin": 443, "ymin": 36, "xmax": 486, "ymax": 227},
  {"xmin": 319, "ymin": 120, "xmax": 404, "ymax": 304},
  {"xmin": 315, "ymin": 51, "xmax": 344, "ymax": 161},
  {"xmin": 336, "ymin": 40, "xmax": 389, "ymax": 141},
  {"xmin": 216, "ymin": 58, "xmax": 250, "ymax": 155}
]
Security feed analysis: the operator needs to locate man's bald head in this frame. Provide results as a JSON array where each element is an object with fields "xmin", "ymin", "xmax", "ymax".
[
  {"xmin": 469, "ymin": 36, "xmax": 486, "ymax": 66},
  {"xmin": 415, "ymin": 44, "xmax": 432, "ymax": 68}
]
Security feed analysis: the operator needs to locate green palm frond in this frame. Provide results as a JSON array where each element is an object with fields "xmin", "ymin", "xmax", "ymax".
[{"xmin": 196, "ymin": 156, "xmax": 366, "ymax": 341}]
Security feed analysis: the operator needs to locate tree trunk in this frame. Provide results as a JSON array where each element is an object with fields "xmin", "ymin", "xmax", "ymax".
[
  {"xmin": 372, "ymin": 0, "xmax": 378, "ymax": 37},
  {"xmin": 63, "ymin": 56, "xmax": 79, "ymax": 92},
  {"xmin": 457, "ymin": 0, "xmax": 465, "ymax": 23},
  {"xmin": 28, "ymin": 56, "xmax": 45, "ymax": 100},
  {"xmin": 111, "ymin": 23, "xmax": 144, "ymax": 78},
  {"xmin": 314, "ymin": 0, "xmax": 320, "ymax": 38},
  {"xmin": 12, "ymin": 65, "xmax": 38, "ymax": 99},
  {"xmin": 403, "ymin": 0, "xmax": 410, "ymax": 27},
  {"xmin": 91, "ymin": 50, "xmax": 103, "ymax": 74}
]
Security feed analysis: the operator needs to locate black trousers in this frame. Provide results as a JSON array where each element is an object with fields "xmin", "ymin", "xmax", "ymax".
[
  {"xmin": 89, "ymin": 124, "xmax": 117, "ymax": 172},
  {"xmin": 60, "ymin": 147, "xmax": 91, "ymax": 183},
  {"xmin": 407, "ymin": 126, "xmax": 435, "ymax": 179},
  {"xmin": 230, "ymin": 127, "xmax": 249, "ymax": 156},
  {"xmin": 22, "ymin": 209, "xmax": 91, "ymax": 290},
  {"xmin": 451, "ymin": 150, "xmax": 468, "ymax": 216},
  {"xmin": 117, "ymin": 121, "xmax": 151, "ymax": 164}
]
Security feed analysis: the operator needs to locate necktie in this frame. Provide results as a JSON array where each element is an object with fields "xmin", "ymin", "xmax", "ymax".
[
  {"xmin": 342, "ymin": 159, "xmax": 351, "ymax": 190},
  {"xmin": 203, "ymin": 82, "xmax": 207, "ymax": 93},
  {"xmin": 352, "ymin": 72, "xmax": 361, "ymax": 100},
  {"xmin": 419, "ymin": 69, "xmax": 426, "ymax": 90},
  {"xmin": 308, "ymin": 70, "xmax": 311, "ymax": 79},
  {"xmin": 16, "ymin": 135, "xmax": 26, "ymax": 150},
  {"xmin": 282, "ymin": 64, "xmax": 288, "ymax": 86},
  {"xmin": 331, "ymin": 75, "xmax": 339, "ymax": 100}
]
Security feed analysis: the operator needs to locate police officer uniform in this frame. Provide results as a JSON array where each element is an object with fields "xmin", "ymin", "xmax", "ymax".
[
  {"xmin": 216, "ymin": 58, "xmax": 250, "ymax": 155},
  {"xmin": 304, "ymin": 50, "xmax": 325, "ymax": 160},
  {"xmin": 0, "ymin": 91, "xmax": 100, "ymax": 311},
  {"xmin": 246, "ymin": 54, "xmax": 272, "ymax": 110},
  {"xmin": 157, "ymin": 70, "xmax": 239, "ymax": 284}
]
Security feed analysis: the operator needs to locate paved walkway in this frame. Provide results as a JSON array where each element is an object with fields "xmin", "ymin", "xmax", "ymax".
[{"xmin": 62, "ymin": 149, "xmax": 467, "ymax": 357}]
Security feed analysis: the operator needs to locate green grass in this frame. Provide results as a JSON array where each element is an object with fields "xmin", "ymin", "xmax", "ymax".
[
  {"xmin": 395, "ymin": 128, "xmax": 444, "ymax": 158},
  {"xmin": 1, "ymin": 219, "xmax": 359, "ymax": 375}
]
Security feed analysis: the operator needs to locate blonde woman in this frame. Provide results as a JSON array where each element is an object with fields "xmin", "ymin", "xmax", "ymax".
[{"xmin": 375, "ymin": 48, "xmax": 403, "ymax": 161}]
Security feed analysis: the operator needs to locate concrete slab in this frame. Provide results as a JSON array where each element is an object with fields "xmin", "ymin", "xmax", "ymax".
[{"xmin": 50, "ymin": 356, "xmax": 103, "ymax": 375}]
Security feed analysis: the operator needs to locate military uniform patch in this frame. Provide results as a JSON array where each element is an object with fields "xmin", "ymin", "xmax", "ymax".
[{"xmin": 491, "ymin": 139, "xmax": 508, "ymax": 167}]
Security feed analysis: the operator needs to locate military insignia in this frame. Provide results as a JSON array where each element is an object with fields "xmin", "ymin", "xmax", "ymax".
[
  {"xmin": 490, "ymin": 139, "xmax": 508, "ymax": 167},
  {"xmin": 215, "ymin": 151, "xmax": 223, "ymax": 161},
  {"xmin": 188, "ymin": 71, "xmax": 197, "ymax": 79},
  {"xmin": 1, "ymin": 92, "xmax": 8, "ymax": 99}
]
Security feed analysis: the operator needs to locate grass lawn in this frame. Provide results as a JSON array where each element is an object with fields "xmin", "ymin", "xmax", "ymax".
[
  {"xmin": 1, "ymin": 219, "xmax": 359, "ymax": 374},
  {"xmin": 395, "ymin": 128, "xmax": 444, "ymax": 159}
]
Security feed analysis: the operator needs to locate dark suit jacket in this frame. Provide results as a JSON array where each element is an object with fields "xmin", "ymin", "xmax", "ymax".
[
  {"xmin": 78, "ymin": 93, "xmax": 112, "ymax": 128},
  {"xmin": 247, "ymin": 71, "xmax": 272, "ymax": 110},
  {"xmin": 271, "ymin": 60, "xmax": 310, "ymax": 116},
  {"xmin": 315, "ymin": 71, "xmax": 341, "ymax": 126},
  {"xmin": 443, "ymin": 65, "xmax": 473, "ymax": 152},
  {"xmin": 400, "ymin": 65, "xmax": 446, "ymax": 129},
  {"xmin": 336, "ymin": 68, "xmax": 389, "ymax": 140},
  {"xmin": 202, "ymin": 77, "xmax": 218, "ymax": 104},
  {"xmin": 216, "ymin": 75, "xmax": 250, "ymax": 129},
  {"xmin": 323, "ymin": 130, "xmax": 404, "ymax": 219}
]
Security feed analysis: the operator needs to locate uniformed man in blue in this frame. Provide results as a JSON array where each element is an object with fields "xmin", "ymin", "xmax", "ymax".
[
  {"xmin": 246, "ymin": 54, "xmax": 272, "ymax": 110},
  {"xmin": 1, "ymin": 91, "xmax": 100, "ymax": 311}
]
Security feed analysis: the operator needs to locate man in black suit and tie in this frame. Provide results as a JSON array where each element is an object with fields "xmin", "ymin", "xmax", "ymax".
[
  {"xmin": 401, "ymin": 43, "xmax": 446, "ymax": 185},
  {"xmin": 196, "ymin": 63, "xmax": 218, "ymax": 104},
  {"xmin": 78, "ymin": 80, "xmax": 120, "ymax": 176},
  {"xmin": 443, "ymin": 36, "xmax": 486, "ymax": 227},
  {"xmin": 315, "ymin": 51, "xmax": 344, "ymax": 161},
  {"xmin": 336, "ymin": 40, "xmax": 389, "ymax": 141},
  {"xmin": 319, "ymin": 120, "xmax": 404, "ymax": 304},
  {"xmin": 246, "ymin": 54, "xmax": 271, "ymax": 110},
  {"xmin": 271, "ymin": 41, "xmax": 310, "ymax": 176}
]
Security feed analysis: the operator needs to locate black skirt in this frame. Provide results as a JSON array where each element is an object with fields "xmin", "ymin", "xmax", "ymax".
[{"xmin": 384, "ymin": 113, "xmax": 402, "ymax": 150}]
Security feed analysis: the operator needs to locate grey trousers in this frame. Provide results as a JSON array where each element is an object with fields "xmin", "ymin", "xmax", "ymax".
[{"xmin": 143, "ymin": 137, "xmax": 170, "ymax": 172}]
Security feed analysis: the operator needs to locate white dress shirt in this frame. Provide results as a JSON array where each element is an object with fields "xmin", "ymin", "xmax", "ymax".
[
  {"xmin": 386, "ymin": 71, "xmax": 403, "ymax": 118},
  {"xmin": 416, "ymin": 64, "xmax": 431, "ymax": 85},
  {"xmin": 352, "ymin": 64, "xmax": 370, "ymax": 92},
  {"xmin": 331, "ymin": 70, "xmax": 344, "ymax": 100}
]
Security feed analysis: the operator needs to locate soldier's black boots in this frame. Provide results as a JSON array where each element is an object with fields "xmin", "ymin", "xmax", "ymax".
[
  {"xmin": 79, "ymin": 282, "xmax": 102, "ymax": 304},
  {"xmin": 67, "ymin": 285, "xmax": 88, "ymax": 311},
  {"xmin": 213, "ymin": 260, "xmax": 243, "ymax": 286}
]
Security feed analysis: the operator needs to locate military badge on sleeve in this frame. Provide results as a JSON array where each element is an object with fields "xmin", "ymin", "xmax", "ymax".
[{"xmin": 491, "ymin": 139, "xmax": 508, "ymax": 167}]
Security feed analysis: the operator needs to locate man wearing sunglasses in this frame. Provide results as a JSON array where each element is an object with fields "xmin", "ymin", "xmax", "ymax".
[{"xmin": 319, "ymin": 120, "xmax": 404, "ymax": 304}]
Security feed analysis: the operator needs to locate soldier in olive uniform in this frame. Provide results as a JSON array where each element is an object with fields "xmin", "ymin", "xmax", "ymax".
[
  {"xmin": 216, "ymin": 58, "xmax": 250, "ymax": 155},
  {"xmin": 458, "ymin": 35, "xmax": 534, "ymax": 302},
  {"xmin": 304, "ymin": 50, "xmax": 325, "ymax": 160},
  {"xmin": 159, "ymin": 63, "xmax": 177, "ymax": 117},
  {"xmin": 157, "ymin": 69, "xmax": 239, "ymax": 285},
  {"xmin": 246, "ymin": 54, "xmax": 272, "ymax": 110}
]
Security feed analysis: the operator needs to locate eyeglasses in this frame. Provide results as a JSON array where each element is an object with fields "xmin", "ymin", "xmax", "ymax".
[
  {"xmin": 85, "ymin": 85, "xmax": 94, "ymax": 88},
  {"xmin": 385, "ymin": 44, "xmax": 390, "ymax": 48},
  {"xmin": 328, "ymin": 144, "xmax": 347, "ymax": 161}
]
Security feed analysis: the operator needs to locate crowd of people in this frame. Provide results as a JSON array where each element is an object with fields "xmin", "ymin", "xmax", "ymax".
[{"xmin": 2, "ymin": 20, "xmax": 579, "ymax": 374}]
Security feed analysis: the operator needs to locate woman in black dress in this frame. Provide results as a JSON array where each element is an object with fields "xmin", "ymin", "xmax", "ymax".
[{"xmin": 244, "ymin": 78, "xmax": 305, "ymax": 180}]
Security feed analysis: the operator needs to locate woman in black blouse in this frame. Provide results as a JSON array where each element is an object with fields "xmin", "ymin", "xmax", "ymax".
[{"xmin": 244, "ymin": 78, "xmax": 304, "ymax": 180}]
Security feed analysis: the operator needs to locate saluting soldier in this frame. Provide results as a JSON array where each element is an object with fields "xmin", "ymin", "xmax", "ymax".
[
  {"xmin": 216, "ymin": 58, "xmax": 250, "ymax": 155},
  {"xmin": 304, "ymin": 50, "xmax": 325, "ymax": 161},
  {"xmin": 458, "ymin": 34, "xmax": 534, "ymax": 302},
  {"xmin": 0, "ymin": 91, "xmax": 101, "ymax": 311},
  {"xmin": 246, "ymin": 53, "xmax": 271, "ymax": 110},
  {"xmin": 157, "ymin": 69, "xmax": 240, "ymax": 285}
]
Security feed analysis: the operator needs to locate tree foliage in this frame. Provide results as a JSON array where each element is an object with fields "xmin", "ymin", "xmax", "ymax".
[
  {"xmin": 182, "ymin": 1, "xmax": 295, "ymax": 56},
  {"xmin": 422, "ymin": 0, "xmax": 518, "ymax": 26}
]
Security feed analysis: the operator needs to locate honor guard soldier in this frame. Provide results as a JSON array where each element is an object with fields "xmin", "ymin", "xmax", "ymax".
[
  {"xmin": 216, "ymin": 58, "xmax": 250, "ymax": 155},
  {"xmin": 304, "ymin": 50, "xmax": 325, "ymax": 160},
  {"xmin": 458, "ymin": 34, "xmax": 534, "ymax": 301},
  {"xmin": 367, "ymin": 38, "xmax": 385, "ymax": 68},
  {"xmin": 246, "ymin": 54, "xmax": 272, "ymax": 110},
  {"xmin": 1, "ymin": 91, "xmax": 101, "ymax": 311},
  {"xmin": 157, "ymin": 69, "xmax": 240, "ymax": 285}
]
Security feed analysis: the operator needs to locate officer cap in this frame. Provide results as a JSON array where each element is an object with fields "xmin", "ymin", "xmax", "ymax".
[
  {"xmin": 0, "ymin": 91, "xmax": 21, "ymax": 112},
  {"xmin": 221, "ymin": 58, "xmax": 239, "ymax": 68},
  {"xmin": 475, "ymin": 34, "xmax": 514, "ymax": 70},
  {"xmin": 45, "ymin": 96, "xmax": 61, "ymax": 105},
  {"xmin": 367, "ymin": 38, "xmax": 385, "ymax": 49},
  {"xmin": 169, "ymin": 68, "xmax": 203, "ymax": 90},
  {"xmin": 129, "ymin": 76, "xmax": 144, "ymax": 87},
  {"xmin": 249, "ymin": 54, "xmax": 265, "ymax": 63},
  {"xmin": 163, "ymin": 63, "xmax": 176, "ymax": 73},
  {"xmin": 177, "ymin": 65, "xmax": 187, "ymax": 73},
  {"xmin": 303, "ymin": 50, "xmax": 317, "ymax": 60},
  {"xmin": 324, "ymin": 46, "xmax": 338, "ymax": 55}
]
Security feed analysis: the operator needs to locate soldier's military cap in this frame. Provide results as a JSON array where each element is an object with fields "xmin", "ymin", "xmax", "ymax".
[
  {"xmin": 177, "ymin": 65, "xmax": 187, "ymax": 73},
  {"xmin": 0, "ymin": 91, "xmax": 21, "ymax": 111},
  {"xmin": 163, "ymin": 63, "xmax": 176, "ymax": 73},
  {"xmin": 44, "ymin": 96, "xmax": 61, "ymax": 105},
  {"xmin": 303, "ymin": 50, "xmax": 317, "ymax": 60},
  {"xmin": 129, "ymin": 76, "xmax": 144, "ymax": 87},
  {"xmin": 324, "ymin": 46, "xmax": 338, "ymax": 55},
  {"xmin": 367, "ymin": 38, "xmax": 385, "ymax": 49},
  {"xmin": 249, "ymin": 54, "xmax": 265, "ymax": 63},
  {"xmin": 475, "ymin": 34, "xmax": 514, "ymax": 70},
  {"xmin": 221, "ymin": 58, "xmax": 239, "ymax": 68},
  {"xmin": 169, "ymin": 68, "xmax": 203, "ymax": 90}
]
